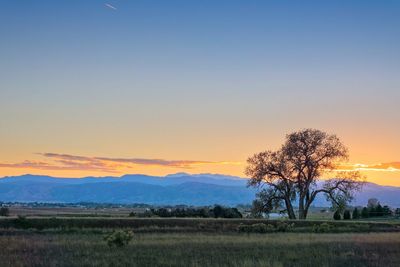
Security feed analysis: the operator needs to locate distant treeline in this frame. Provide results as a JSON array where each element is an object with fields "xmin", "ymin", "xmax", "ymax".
[
  {"xmin": 0, "ymin": 202, "xmax": 251, "ymax": 210},
  {"xmin": 0, "ymin": 202, "xmax": 154, "ymax": 209},
  {"xmin": 334, "ymin": 204, "xmax": 400, "ymax": 220},
  {"xmin": 354, "ymin": 205, "xmax": 399, "ymax": 219},
  {"xmin": 131, "ymin": 205, "xmax": 243, "ymax": 218}
]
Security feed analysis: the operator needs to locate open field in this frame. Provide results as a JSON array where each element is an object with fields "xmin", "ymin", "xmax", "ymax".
[
  {"xmin": 0, "ymin": 216, "xmax": 399, "ymax": 266},
  {"xmin": 0, "ymin": 217, "xmax": 400, "ymax": 233},
  {"xmin": 1, "ymin": 209, "xmax": 400, "ymax": 266},
  {"xmin": 4, "ymin": 205, "xmax": 146, "ymax": 217},
  {"xmin": 0, "ymin": 230, "xmax": 399, "ymax": 267}
]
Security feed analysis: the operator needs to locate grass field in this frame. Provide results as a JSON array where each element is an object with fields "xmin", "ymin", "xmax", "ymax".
[
  {"xmin": 0, "ymin": 230, "xmax": 399, "ymax": 267},
  {"xmin": 1, "ymin": 209, "xmax": 400, "ymax": 266},
  {"xmin": 1, "ymin": 217, "xmax": 399, "ymax": 233}
]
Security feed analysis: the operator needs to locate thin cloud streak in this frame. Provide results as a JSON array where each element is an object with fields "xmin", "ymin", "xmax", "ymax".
[
  {"xmin": 0, "ymin": 160, "xmax": 117, "ymax": 173},
  {"xmin": 337, "ymin": 162, "xmax": 400, "ymax": 172},
  {"xmin": 3, "ymin": 153, "xmax": 396, "ymax": 174},
  {"xmin": 0, "ymin": 153, "xmax": 241, "ymax": 173},
  {"xmin": 41, "ymin": 153, "xmax": 239, "ymax": 168},
  {"xmin": 104, "ymin": 3, "xmax": 117, "ymax": 10}
]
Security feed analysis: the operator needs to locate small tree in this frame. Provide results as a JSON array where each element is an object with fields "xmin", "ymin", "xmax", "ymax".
[
  {"xmin": 212, "ymin": 205, "xmax": 224, "ymax": 218},
  {"xmin": 333, "ymin": 210, "xmax": 341, "ymax": 220},
  {"xmin": 375, "ymin": 204, "xmax": 383, "ymax": 217},
  {"xmin": 395, "ymin": 208, "xmax": 400, "ymax": 216},
  {"xmin": 367, "ymin": 198, "xmax": 379, "ymax": 208},
  {"xmin": 361, "ymin": 207, "xmax": 369, "ymax": 218},
  {"xmin": 0, "ymin": 207, "xmax": 9, "ymax": 217},
  {"xmin": 368, "ymin": 206, "xmax": 376, "ymax": 217},
  {"xmin": 352, "ymin": 208, "xmax": 360, "ymax": 219},
  {"xmin": 382, "ymin": 206, "xmax": 392, "ymax": 216},
  {"xmin": 343, "ymin": 210, "xmax": 351, "ymax": 220},
  {"xmin": 250, "ymin": 199, "xmax": 266, "ymax": 218},
  {"xmin": 129, "ymin": 211, "xmax": 136, "ymax": 217}
]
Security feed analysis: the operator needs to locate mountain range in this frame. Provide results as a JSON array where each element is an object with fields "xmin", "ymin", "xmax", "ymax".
[{"xmin": 0, "ymin": 173, "xmax": 399, "ymax": 207}]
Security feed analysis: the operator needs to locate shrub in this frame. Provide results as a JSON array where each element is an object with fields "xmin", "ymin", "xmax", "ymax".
[
  {"xmin": 265, "ymin": 224, "xmax": 276, "ymax": 232},
  {"xmin": 382, "ymin": 206, "xmax": 392, "ymax": 216},
  {"xmin": 253, "ymin": 223, "xmax": 276, "ymax": 233},
  {"xmin": 395, "ymin": 208, "xmax": 400, "ymax": 216},
  {"xmin": 238, "ymin": 223, "xmax": 276, "ymax": 233},
  {"xmin": 361, "ymin": 207, "xmax": 369, "ymax": 218},
  {"xmin": 238, "ymin": 224, "xmax": 251, "ymax": 233},
  {"xmin": 343, "ymin": 210, "xmax": 351, "ymax": 220},
  {"xmin": 211, "ymin": 205, "xmax": 243, "ymax": 218},
  {"xmin": 0, "ymin": 207, "xmax": 9, "ymax": 217},
  {"xmin": 333, "ymin": 211, "xmax": 341, "ymax": 220},
  {"xmin": 15, "ymin": 215, "xmax": 32, "ymax": 229},
  {"xmin": 104, "ymin": 230, "xmax": 134, "ymax": 247},
  {"xmin": 376, "ymin": 204, "xmax": 384, "ymax": 216},
  {"xmin": 138, "ymin": 210, "xmax": 153, "ymax": 217},
  {"xmin": 276, "ymin": 221, "xmax": 294, "ymax": 232},
  {"xmin": 352, "ymin": 208, "xmax": 360, "ymax": 219},
  {"xmin": 312, "ymin": 223, "xmax": 332, "ymax": 233},
  {"xmin": 129, "ymin": 212, "xmax": 136, "ymax": 217},
  {"xmin": 353, "ymin": 224, "xmax": 370, "ymax": 232},
  {"xmin": 251, "ymin": 223, "xmax": 268, "ymax": 233}
]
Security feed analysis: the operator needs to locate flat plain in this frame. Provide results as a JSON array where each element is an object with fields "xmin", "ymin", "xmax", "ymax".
[
  {"xmin": 0, "ymin": 230, "xmax": 399, "ymax": 267},
  {"xmin": 1, "ymin": 206, "xmax": 399, "ymax": 267}
]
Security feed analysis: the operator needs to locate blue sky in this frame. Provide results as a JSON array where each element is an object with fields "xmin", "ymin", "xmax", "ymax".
[{"xmin": 1, "ymin": 0, "xmax": 400, "ymax": 185}]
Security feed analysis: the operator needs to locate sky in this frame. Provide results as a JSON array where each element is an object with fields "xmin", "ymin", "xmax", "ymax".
[{"xmin": 0, "ymin": 0, "xmax": 399, "ymax": 186}]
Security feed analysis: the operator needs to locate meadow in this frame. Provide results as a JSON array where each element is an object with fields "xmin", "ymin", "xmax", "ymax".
[
  {"xmin": 0, "ymin": 230, "xmax": 399, "ymax": 267},
  {"xmin": 0, "ymin": 213, "xmax": 399, "ymax": 266}
]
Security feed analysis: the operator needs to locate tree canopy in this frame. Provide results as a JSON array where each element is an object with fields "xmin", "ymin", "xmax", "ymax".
[{"xmin": 246, "ymin": 129, "xmax": 364, "ymax": 219}]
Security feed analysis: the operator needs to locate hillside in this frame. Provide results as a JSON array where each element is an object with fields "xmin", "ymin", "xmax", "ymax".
[{"xmin": 0, "ymin": 173, "xmax": 399, "ymax": 207}]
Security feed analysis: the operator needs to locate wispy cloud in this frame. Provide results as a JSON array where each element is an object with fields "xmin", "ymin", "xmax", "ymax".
[
  {"xmin": 1, "ymin": 153, "xmax": 397, "ymax": 175},
  {"xmin": 337, "ymin": 162, "xmax": 400, "ymax": 172},
  {"xmin": 0, "ymin": 153, "xmax": 240, "ymax": 173},
  {"xmin": 0, "ymin": 160, "xmax": 116, "ymax": 172},
  {"xmin": 41, "ymin": 153, "xmax": 236, "ymax": 168},
  {"xmin": 104, "ymin": 3, "xmax": 117, "ymax": 10}
]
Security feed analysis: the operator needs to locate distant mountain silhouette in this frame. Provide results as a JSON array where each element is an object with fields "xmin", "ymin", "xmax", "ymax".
[{"xmin": 0, "ymin": 174, "xmax": 399, "ymax": 207}]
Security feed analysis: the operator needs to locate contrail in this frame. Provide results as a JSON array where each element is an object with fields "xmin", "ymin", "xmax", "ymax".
[{"xmin": 105, "ymin": 3, "xmax": 117, "ymax": 10}]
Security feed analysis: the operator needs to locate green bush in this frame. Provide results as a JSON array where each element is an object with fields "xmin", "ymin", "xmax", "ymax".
[
  {"xmin": 361, "ymin": 207, "xmax": 369, "ymax": 218},
  {"xmin": 343, "ymin": 210, "xmax": 351, "ymax": 220},
  {"xmin": 253, "ymin": 223, "xmax": 275, "ymax": 233},
  {"xmin": 14, "ymin": 215, "xmax": 32, "ymax": 229},
  {"xmin": 238, "ymin": 223, "xmax": 276, "ymax": 233},
  {"xmin": 251, "ymin": 223, "xmax": 267, "ymax": 233},
  {"xmin": 352, "ymin": 208, "xmax": 360, "ymax": 219},
  {"xmin": 238, "ymin": 224, "xmax": 251, "ymax": 233},
  {"xmin": 0, "ymin": 207, "xmax": 9, "ymax": 217},
  {"xmin": 312, "ymin": 223, "xmax": 333, "ymax": 233},
  {"xmin": 333, "ymin": 211, "xmax": 341, "ymax": 220},
  {"xmin": 138, "ymin": 210, "xmax": 153, "ymax": 218},
  {"xmin": 104, "ymin": 230, "xmax": 134, "ymax": 247},
  {"xmin": 276, "ymin": 221, "xmax": 294, "ymax": 232}
]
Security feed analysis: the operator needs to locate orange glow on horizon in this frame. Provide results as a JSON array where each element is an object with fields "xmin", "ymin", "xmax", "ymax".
[{"xmin": 0, "ymin": 159, "xmax": 399, "ymax": 187}]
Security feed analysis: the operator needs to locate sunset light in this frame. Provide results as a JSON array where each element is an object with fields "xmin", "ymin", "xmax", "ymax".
[{"xmin": 0, "ymin": 1, "xmax": 399, "ymax": 265}]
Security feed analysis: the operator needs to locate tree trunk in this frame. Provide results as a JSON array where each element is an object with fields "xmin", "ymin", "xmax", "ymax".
[
  {"xmin": 285, "ymin": 198, "xmax": 296, "ymax": 219},
  {"xmin": 303, "ymin": 208, "xmax": 309, "ymax": 219},
  {"xmin": 302, "ymin": 198, "xmax": 313, "ymax": 220},
  {"xmin": 299, "ymin": 195, "xmax": 306, "ymax": 220}
]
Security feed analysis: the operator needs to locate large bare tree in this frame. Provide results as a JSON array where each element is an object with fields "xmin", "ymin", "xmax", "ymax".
[{"xmin": 246, "ymin": 129, "xmax": 364, "ymax": 220}]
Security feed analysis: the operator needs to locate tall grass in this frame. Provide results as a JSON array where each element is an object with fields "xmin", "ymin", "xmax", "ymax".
[
  {"xmin": 0, "ymin": 217, "xmax": 399, "ymax": 233},
  {"xmin": 0, "ymin": 231, "xmax": 399, "ymax": 266}
]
